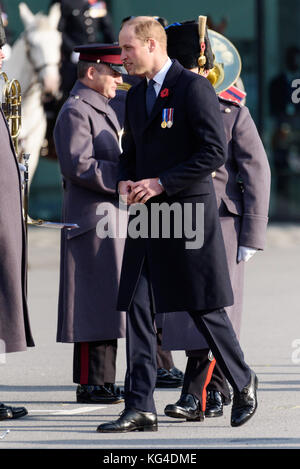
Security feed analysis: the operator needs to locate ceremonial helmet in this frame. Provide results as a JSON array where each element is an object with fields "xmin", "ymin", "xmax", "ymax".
[{"xmin": 166, "ymin": 18, "xmax": 242, "ymax": 94}]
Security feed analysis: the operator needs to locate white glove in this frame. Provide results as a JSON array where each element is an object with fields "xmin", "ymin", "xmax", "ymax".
[{"xmin": 237, "ymin": 246, "xmax": 257, "ymax": 263}]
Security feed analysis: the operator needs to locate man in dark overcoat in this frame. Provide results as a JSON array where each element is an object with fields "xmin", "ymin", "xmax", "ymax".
[
  {"xmin": 54, "ymin": 44, "xmax": 127, "ymax": 404},
  {"xmin": 96, "ymin": 16, "xmax": 258, "ymax": 433},
  {"xmin": 161, "ymin": 21, "xmax": 271, "ymax": 420},
  {"xmin": 0, "ymin": 14, "xmax": 34, "ymax": 421},
  {"xmin": 111, "ymin": 74, "xmax": 184, "ymax": 389}
]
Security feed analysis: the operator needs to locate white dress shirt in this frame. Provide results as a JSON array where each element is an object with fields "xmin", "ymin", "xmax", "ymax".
[{"xmin": 147, "ymin": 57, "xmax": 173, "ymax": 96}]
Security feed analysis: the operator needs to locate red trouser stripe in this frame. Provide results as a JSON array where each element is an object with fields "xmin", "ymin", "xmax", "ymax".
[
  {"xmin": 201, "ymin": 358, "xmax": 216, "ymax": 412},
  {"xmin": 80, "ymin": 342, "xmax": 89, "ymax": 384}
]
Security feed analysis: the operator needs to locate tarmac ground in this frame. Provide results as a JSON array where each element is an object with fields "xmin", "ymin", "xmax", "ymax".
[{"xmin": 0, "ymin": 224, "xmax": 300, "ymax": 459}]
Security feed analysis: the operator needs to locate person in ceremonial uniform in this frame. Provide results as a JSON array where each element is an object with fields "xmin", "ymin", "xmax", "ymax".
[
  {"xmin": 50, "ymin": 0, "xmax": 116, "ymax": 98},
  {"xmin": 161, "ymin": 20, "xmax": 271, "ymax": 421},
  {"xmin": 0, "ymin": 13, "xmax": 34, "ymax": 421},
  {"xmin": 96, "ymin": 16, "xmax": 258, "ymax": 433},
  {"xmin": 53, "ymin": 44, "xmax": 127, "ymax": 405}
]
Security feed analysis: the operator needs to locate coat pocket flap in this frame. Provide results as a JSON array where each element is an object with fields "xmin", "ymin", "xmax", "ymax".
[{"xmin": 221, "ymin": 197, "xmax": 243, "ymax": 216}]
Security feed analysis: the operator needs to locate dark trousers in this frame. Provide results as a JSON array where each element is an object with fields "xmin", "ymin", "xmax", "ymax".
[
  {"xmin": 73, "ymin": 340, "xmax": 117, "ymax": 385},
  {"xmin": 125, "ymin": 261, "xmax": 251, "ymax": 413},
  {"xmin": 182, "ymin": 349, "xmax": 216, "ymax": 411},
  {"xmin": 186, "ymin": 349, "xmax": 231, "ymax": 405},
  {"xmin": 188, "ymin": 310, "xmax": 251, "ymax": 393},
  {"xmin": 207, "ymin": 361, "xmax": 231, "ymax": 402},
  {"xmin": 72, "ymin": 332, "xmax": 171, "ymax": 388}
]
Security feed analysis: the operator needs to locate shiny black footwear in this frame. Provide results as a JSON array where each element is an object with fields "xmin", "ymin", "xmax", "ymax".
[
  {"xmin": 205, "ymin": 391, "xmax": 224, "ymax": 418},
  {"xmin": 76, "ymin": 384, "xmax": 124, "ymax": 404},
  {"xmin": 164, "ymin": 394, "xmax": 204, "ymax": 421},
  {"xmin": 96, "ymin": 408, "xmax": 158, "ymax": 433},
  {"xmin": 0, "ymin": 403, "xmax": 28, "ymax": 420},
  {"xmin": 104, "ymin": 383, "xmax": 124, "ymax": 401},
  {"xmin": 169, "ymin": 367, "xmax": 184, "ymax": 381},
  {"xmin": 231, "ymin": 371, "xmax": 258, "ymax": 427},
  {"xmin": 156, "ymin": 368, "xmax": 183, "ymax": 388}
]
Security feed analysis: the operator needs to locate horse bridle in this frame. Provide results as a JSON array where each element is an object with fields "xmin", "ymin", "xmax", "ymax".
[{"xmin": 23, "ymin": 27, "xmax": 60, "ymax": 87}]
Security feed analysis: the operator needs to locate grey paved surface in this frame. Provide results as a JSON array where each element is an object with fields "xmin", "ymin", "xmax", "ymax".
[{"xmin": 0, "ymin": 224, "xmax": 300, "ymax": 450}]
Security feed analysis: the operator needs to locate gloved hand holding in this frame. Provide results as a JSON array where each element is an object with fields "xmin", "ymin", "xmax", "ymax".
[{"xmin": 237, "ymin": 246, "xmax": 257, "ymax": 263}]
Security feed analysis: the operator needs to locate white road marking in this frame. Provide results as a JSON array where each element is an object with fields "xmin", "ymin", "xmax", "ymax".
[
  {"xmin": 0, "ymin": 430, "xmax": 10, "ymax": 440},
  {"xmin": 29, "ymin": 406, "xmax": 106, "ymax": 415}
]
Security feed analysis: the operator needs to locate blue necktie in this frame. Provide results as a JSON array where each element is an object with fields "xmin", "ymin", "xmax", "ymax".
[{"xmin": 146, "ymin": 79, "xmax": 157, "ymax": 116}]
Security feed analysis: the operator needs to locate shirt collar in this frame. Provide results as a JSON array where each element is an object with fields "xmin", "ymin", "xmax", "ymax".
[{"xmin": 147, "ymin": 57, "xmax": 172, "ymax": 87}]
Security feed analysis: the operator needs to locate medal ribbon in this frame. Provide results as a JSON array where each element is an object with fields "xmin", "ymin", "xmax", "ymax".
[{"xmin": 167, "ymin": 108, "xmax": 173, "ymax": 124}]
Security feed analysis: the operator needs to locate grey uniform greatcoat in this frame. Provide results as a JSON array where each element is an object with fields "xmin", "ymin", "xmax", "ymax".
[
  {"xmin": 54, "ymin": 81, "xmax": 126, "ymax": 343},
  {"xmin": 0, "ymin": 108, "xmax": 34, "ymax": 353},
  {"xmin": 162, "ymin": 97, "xmax": 271, "ymax": 350}
]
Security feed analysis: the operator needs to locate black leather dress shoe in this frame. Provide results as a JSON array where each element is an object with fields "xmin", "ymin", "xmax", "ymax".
[
  {"xmin": 231, "ymin": 371, "xmax": 258, "ymax": 427},
  {"xmin": 205, "ymin": 391, "xmax": 224, "ymax": 418},
  {"xmin": 164, "ymin": 394, "xmax": 204, "ymax": 421},
  {"xmin": 156, "ymin": 367, "xmax": 183, "ymax": 388},
  {"xmin": 169, "ymin": 367, "xmax": 184, "ymax": 380},
  {"xmin": 0, "ymin": 403, "xmax": 28, "ymax": 420},
  {"xmin": 104, "ymin": 383, "xmax": 124, "ymax": 401},
  {"xmin": 96, "ymin": 408, "xmax": 158, "ymax": 433},
  {"xmin": 76, "ymin": 384, "xmax": 124, "ymax": 404}
]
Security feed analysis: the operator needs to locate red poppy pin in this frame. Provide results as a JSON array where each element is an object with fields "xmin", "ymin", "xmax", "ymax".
[{"xmin": 160, "ymin": 88, "xmax": 169, "ymax": 98}]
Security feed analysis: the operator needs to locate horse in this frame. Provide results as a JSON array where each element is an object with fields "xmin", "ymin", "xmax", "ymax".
[{"xmin": 2, "ymin": 2, "xmax": 62, "ymax": 187}]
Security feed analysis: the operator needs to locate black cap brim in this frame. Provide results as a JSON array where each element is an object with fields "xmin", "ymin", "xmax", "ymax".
[{"xmin": 108, "ymin": 63, "xmax": 127, "ymax": 74}]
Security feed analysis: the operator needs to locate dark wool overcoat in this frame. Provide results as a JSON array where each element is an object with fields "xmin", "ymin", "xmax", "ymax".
[
  {"xmin": 0, "ymin": 108, "xmax": 34, "ymax": 353},
  {"xmin": 54, "ymin": 81, "xmax": 126, "ymax": 343},
  {"xmin": 162, "ymin": 98, "xmax": 271, "ymax": 350},
  {"xmin": 117, "ymin": 60, "xmax": 234, "ymax": 314}
]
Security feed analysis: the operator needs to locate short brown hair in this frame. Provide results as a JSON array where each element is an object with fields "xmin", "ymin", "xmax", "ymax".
[
  {"xmin": 77, "ymin": 61, "xmax": 103, "ymax": 79},
  {"xmin": 122, "ymin": 16, "xmax": 167, "ymax": 51}
]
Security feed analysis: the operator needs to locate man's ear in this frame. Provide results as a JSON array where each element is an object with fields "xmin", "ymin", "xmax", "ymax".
[
  {"xmin": 147, "ymin": 38, "xmax": 156, "ymax": 53},
  {"xmin": 86, "ymin": 66, "xmax": 95, "ymax": 80}
]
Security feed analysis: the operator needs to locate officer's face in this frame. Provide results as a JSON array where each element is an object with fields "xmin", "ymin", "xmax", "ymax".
[
  {"xmin": 91, "ymin": 64, "xmax": 123, "ymax": 99},
  {"xmin": 119, "ymin": 25, "xmax": 151, "ymax": 76},
  {"xmin": 0, "ymin": 47, "xmax": 5, "ymax": 69}
]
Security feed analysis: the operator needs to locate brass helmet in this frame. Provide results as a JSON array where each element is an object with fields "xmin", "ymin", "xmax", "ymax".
[{"xmin": 207, "ymin": 28, "xmax": 241, "ymax": 94}]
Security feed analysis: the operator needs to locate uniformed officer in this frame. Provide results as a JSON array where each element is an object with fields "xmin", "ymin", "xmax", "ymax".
[
  {"xmin": 50, "ymin": 0, "xmax": 116, "ymax": 97},
  {"xmin": 53, "ymin": 44, "xmax": 127, "ymax": 404},
  {"xmin": 0, "ymin": 12, "xmax": 34, "ymax": 421},
  {"xmin": 162, "ymin": 20, "xmax": 270, "ymax": 421}
]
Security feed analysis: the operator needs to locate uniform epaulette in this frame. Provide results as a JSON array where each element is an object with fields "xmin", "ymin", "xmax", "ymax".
[
  {"xmin": 218, "ymin": 85, "xmax": 246, "ymax": 106},
  {"xmin": 218, "ymin": 95, "xmax": 241, "ymax": 107},
  {"xmin": 117, "ymin": 82, "xmax": 132, "ymax": 91}
]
